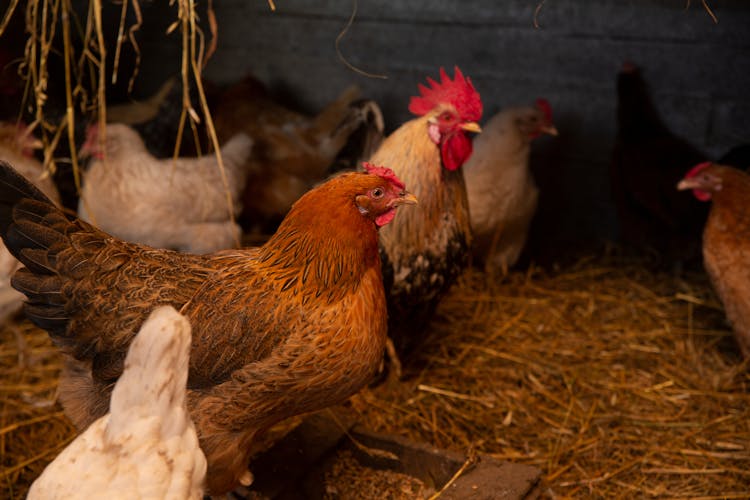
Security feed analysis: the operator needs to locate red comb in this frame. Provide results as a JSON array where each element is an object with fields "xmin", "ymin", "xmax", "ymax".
[
  {"xmin": 85, "ymin": 123, "xmax": 99, "ymax": 138},
  {"xmin": 536, "ymin": 98, "xmax": 553, "ymax": 123},
  {"xmin": 363, "ymin": 162, "xmax": 405, "ymax": 190},
  {"xmin": 408, "ymin": 66, "xmax": 482, "ymax": 122},
  {"xmin": 685, "ymin": 161, "xmax": 713, "ymax": 178}
]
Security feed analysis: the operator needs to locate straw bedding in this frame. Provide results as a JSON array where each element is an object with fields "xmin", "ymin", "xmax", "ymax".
[{"xmin": 1, "ymin": 255, "xmax": 749, "ymax": 499}]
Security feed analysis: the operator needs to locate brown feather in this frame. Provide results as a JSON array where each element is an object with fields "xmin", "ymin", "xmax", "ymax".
[
  {"xmin": 699, "ymin": 165, "xmax": 750, "ymax": 357},
  {"xmin": 0, "ymin": 162, "xmax": 408, "ymax": 495}
]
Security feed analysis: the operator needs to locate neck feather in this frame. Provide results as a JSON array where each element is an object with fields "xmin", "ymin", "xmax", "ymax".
[{"xmin": 258, "ymin": 191, "xmax": 381, "ymax": 300}]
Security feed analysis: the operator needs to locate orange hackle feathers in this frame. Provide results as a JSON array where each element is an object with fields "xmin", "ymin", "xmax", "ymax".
[{"xmin": 408, "ymin": 66, "xmax": 482, "ymax": 122}]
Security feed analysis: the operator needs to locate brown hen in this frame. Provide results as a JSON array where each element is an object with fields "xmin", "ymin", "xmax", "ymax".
[
  {"xmin": 677, "ymin": 162, "xmax": 750, "ymax": 358},
  {"xmin": 213, "ymin": 74, "xmax": 384, "ymax": 232},
  {"xmin": 0, "ymin": 160, "xmax": 416, "ymax": 495}
]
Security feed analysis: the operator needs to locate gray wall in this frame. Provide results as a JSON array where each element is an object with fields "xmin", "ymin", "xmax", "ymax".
[{"xmin": 140, "ymin": 1, "xmax": 750, "ymax": 260}]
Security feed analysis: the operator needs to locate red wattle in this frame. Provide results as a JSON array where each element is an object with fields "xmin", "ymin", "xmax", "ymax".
[
  {"xmin": 375, "ymin": 208, "xmax": 397, "ymax": 227},
  {"xmin": 441, "ymin": 132, "xmax": 473, "ymax": 171},
  {"xmin": 693, "ymin": 189, "xmax": 712, "ymax": 202}
]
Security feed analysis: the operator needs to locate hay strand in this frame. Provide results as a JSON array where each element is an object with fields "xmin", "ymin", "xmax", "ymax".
[
  {"xmin": 349, "ymin": 256, "xmax": 749, "ymax": 498},
  {"xmin": 335, "ymin": 0, "xmax": 387, "ymax": 80}
]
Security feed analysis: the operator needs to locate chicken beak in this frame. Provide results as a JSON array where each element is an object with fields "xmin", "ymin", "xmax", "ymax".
[
  {"xmin": 461, "ymin": 122, "xmax": 482, "ymax": 134},
  {"xmin": 676, "ymin": 178, "xmax": 696, "ymax": 191},
  {"xmin": 541, "ymin": 124, "xmax": 559, "ymax": 137},
  {"xmin": 26, "ymin": 137, "xmax": 44, "ymax": 150},
  {"xmin": 396, "ymin": 192, "xmax": 418, "ymax": 206}
]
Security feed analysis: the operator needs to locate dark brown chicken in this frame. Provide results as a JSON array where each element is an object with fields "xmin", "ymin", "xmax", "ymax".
[
  {"xmin": 612, "ymin": 61, "xmax": 709, "ymax": 269},
  {"xmin": 677, "ymin": 162, "xmax": 750, "ymax": 357},
  {"xmin": 0, "ymin": 160, "xmax": 416, "ymax": 495}
]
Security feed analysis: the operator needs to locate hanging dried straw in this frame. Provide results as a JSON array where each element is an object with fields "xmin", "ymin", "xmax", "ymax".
[{"xmin": 0, "ymin": 0, "xmax": 234, "ymax": 237}]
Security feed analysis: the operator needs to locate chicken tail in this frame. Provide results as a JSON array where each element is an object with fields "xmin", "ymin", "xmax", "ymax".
[
  {"xmin": 0, "ymin": 160, "xmax": 88, "ymax": 339},
  {"xmin": 330, "ymin": 98, "xmax": 385, "ymax": 172},
  {"xmin": 312, "ymin": 85, "xmax": 362, "ymax": 132},
  {"xmin": 218, "ymin": 132, "xmax": 255, "ymax": 180}
]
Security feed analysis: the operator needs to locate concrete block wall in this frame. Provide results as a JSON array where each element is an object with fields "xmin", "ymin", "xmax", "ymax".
[{"xmin": 114, "ymin": 1, "xmax": 750, "ymax": 260}]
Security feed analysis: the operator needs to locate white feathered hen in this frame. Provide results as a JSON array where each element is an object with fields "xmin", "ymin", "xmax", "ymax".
[
  {"xmin": 464, "ymin": 99, "xmax": 557, "ymax": 274},
  {"xmin": 0, "ymin": 122, "xmax": 60, "ymax": 325},
  {"xmin": 78, "ymin": 123, "xmax": 253, "ymax": 254},
  {"xmin": 28, "ymin": 306, "xmax": 207, "ymax": 500}
]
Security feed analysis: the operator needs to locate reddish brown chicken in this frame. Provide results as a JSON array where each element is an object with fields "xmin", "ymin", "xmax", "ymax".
[
  {"xmin": 677, "ymin": 162, "xmax": 750, "ymax": 357},
  {"xmin": 369, "ymin": 66, "xmax": 482, "ymax": 359},
  {"xmin": 0, "ymin": 160, "xmax": 416, "ymax": 495},
  {"xmin": 213, "ymin": 75, "xmax": 384, "ymax": 232}
]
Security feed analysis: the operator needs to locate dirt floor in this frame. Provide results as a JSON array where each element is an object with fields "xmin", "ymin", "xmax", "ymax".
[{"xmin": 1, "ymin": 253, "xmax": 749, "ymax": 499}]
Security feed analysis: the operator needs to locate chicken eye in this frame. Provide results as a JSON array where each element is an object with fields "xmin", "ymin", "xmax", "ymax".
[
  {"xmin": 439, "ymin": 111, "xmax": 453, "ymax": 122},
  {"xmin": 371, "ymin": 188, "xmax": 384, "ymax": 199}
]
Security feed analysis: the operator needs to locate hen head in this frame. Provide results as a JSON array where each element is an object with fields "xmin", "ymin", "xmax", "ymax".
[
  {"xmin": 408, "ymin": 66, "xmax": 483, "ymax": 171},
  {"xmin": 526, "ymin": 99, "xmax": 558, "ymax": 139},
  {"xmin": 80, "ymin": 123, "xmax": 144, "ymax": 159},
  {"xmin": 676, "ymin": 162, "xmax": 722, "ymax": 201},
  {"xmin": 357, "ymin": 162, "xmax": 418, "ymax": 226},
  {"xmin": 0, "ymin": 121, "xmax": 42, "ymax": 157}
]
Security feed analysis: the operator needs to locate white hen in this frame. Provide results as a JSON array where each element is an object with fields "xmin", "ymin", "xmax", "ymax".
[
  {"xmin": 0, "ymin": 122, "xmax": 60, "ymax": 325},
  {"xmin": 463, "ymin": 99, "xmax": 557, "ymax": 274},
  {"xmin": 28, "ymin": 306, "xmax": 207, "ymax": 500},
  {"xmin": 78, "ymin": 123, "xmax": 253, "ymax": 254}
]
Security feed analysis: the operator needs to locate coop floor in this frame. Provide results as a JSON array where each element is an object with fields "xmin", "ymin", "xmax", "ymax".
[{"xmin": 2, "ymin": 253, "xmax": 749, "ymax": 499}]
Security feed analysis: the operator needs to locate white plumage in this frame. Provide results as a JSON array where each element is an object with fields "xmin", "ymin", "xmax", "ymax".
[
  {"xmin": 78, "ymin": 123, "xmax": 253, "ymax": 254},
  {"xmin": 464, "ymin": 103, "xmax": 557, "ymax": 273},
  {"xmin": 28, "ymin": 306, "xmax": 207, "ymax": 500}
]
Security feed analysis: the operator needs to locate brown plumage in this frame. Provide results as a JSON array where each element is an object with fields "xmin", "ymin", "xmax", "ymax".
[
  {"xmin": 0, "ymin": 160, "xmax": 416, "ymax": 495},
  {"xmin": 677, "ymin": 162, "xmax": 750, "ymax": 357},
  {"xmin": 213, "ymin": 74, "xmax": 384, "ymax": 232}
]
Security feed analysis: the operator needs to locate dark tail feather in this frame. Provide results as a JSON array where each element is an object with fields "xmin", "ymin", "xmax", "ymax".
[
  {"xmin": 330, "ymin": 99, "xmax": 385, "ymax": 173},
  {"xmin": 0, "ymin": 161, "xmax": 69, "ymax": 256},
  {"xmin": 0, "ymin": 160, "xmax": 56, "ymax": 238},
  {"xmin": 0, "ymin": 161, "xmax": 71, "ymax": 338}
]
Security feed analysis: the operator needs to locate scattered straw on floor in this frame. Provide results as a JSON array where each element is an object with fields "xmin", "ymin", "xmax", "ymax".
[
  {"xmin": 350, "ymin": 257, "xmax": 750, "ymax": 499},
  {"xmin": 1, "ymin": 255, "xmax": 749, "ymax": 499},
  {"xmin": 0, "ymin": 319, "xmax": 74, "ymax": 499}
]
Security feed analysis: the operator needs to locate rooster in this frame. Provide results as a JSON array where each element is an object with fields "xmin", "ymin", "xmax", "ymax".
[
  {"xmin": 78, "ymin": 123, "xmax": 253, "ymax": 254},
  {"xmin": 677, "ymin": 162, "xmax": 750, "ymax": 357},
  {"xmin": 611, "ymin": 61, "xmax": 709, "ymax": 269},
  {"xmin": 28, "ymin": 306, "xmax": 207, "ymax": 500},
  {"xmin": 464, "ymin": 99, "xmax": 558, "ymax": 274},
  {"xmin": 0, "ymin": 160, "xmax": 415, "ymax": 495},
  {"xmin": 0, "ymin": 122, "xmax": 60, "ymax": 325},
  {"xmin": 213, "ymin": 74, "xmax": 385, "ymax": 232},
  {"xmin": 368, "ymin": 66, "xmax": 482, "ymax": 360}
]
